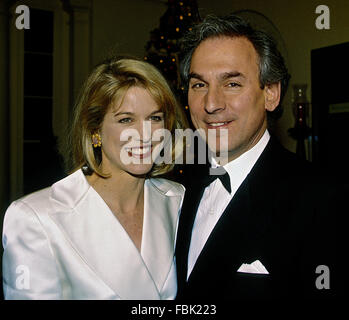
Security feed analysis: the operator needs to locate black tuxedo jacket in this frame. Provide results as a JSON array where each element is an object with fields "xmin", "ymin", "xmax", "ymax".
[{"xmin": 175, "ymin": 137, "xmax": 339, "ymax": 300}]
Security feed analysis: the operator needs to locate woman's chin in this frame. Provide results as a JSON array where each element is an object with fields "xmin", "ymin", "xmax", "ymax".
[{"xmin": 125, "ymin": 164, "xmax": 154, "ymax": 177}]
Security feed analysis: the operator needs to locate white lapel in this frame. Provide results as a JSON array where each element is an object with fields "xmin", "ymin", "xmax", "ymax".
[
  {"xmin": 48, "ymin": 169, "xmax": 160, "ymax": 299},
  {"xmin": 142, "ymin": 179, "xmax": 182, "ymax": 293}
]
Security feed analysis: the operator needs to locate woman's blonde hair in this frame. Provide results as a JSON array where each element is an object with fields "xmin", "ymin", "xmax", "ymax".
[{"xmin": 64, "ymin": 56, "xmax": 188, "ymax": 177}]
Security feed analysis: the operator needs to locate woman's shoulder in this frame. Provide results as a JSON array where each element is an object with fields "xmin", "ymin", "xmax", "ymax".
[
  {"xmin": 147, "ymin": 177, "xmax": 185, "ymax": 197},
  {"xmin": 8, "ymin": 187, "xmax": 52, "ymax": 214},
  {"xmin": 3, "ymin": 187, "xmax": 53, "ymax": 247},
  {"xmin": 6, "ymin": 169, "xmax": 85, "ymax": 216}
]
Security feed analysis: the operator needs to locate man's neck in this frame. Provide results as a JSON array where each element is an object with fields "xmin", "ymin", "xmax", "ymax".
[{"xmin": 212, "ymin": 129, "xmax": 270, "ymax": 167}]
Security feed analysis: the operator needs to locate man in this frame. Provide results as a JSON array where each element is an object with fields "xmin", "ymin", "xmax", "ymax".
[{"xmin": 175, "ymin": 14, "xmax": 337, "ymax": 299}]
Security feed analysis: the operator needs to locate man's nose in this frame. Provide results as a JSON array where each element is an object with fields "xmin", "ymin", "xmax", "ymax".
[{"xmin": 204, "ymin": 86, "xmax": 225, "ymax": 114}]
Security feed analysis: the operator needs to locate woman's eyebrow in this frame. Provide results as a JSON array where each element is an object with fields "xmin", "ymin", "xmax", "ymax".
[
  {"xmin": 114, "ymin": 111, "xmax": 134, "ymax": 117},
  {"xmin": 114, "ymin": 110, "xmax": 163, "ymax": 117},
  {"xmin": 147, "ymin": 110, "xmax": 164, "ymax": 116}
]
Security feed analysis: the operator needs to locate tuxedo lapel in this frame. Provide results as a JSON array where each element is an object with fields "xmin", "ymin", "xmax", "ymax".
[
  {"xmin": 187, "ymin": 175, "xmax": 255, "ymax": 283},
  {"xmin": 175, "ymin": 183, "xmax": 206, "ymax": 285}
]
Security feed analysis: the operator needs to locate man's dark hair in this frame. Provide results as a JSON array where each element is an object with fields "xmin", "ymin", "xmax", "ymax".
[{"xmin": 179, "ymin": 14, "xmax": 290, "ymax": 120}]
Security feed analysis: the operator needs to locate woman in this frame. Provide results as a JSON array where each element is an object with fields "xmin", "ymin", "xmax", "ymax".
[{"xmin": 2, "ymin": 56, "xmax": 187, "ymax": 299}]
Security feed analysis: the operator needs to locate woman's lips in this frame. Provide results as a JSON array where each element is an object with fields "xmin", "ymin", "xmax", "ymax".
[{"xmin": 125, "ymin": 145, "xmax": 152, "ymax": 159}]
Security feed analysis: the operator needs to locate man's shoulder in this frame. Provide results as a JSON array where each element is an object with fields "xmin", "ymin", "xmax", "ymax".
[
  {"xmin": 259, "ymin": 137, "xmax": 343, "ymax": 198},
  {"xmin": 259, "ymin": 136, "xmax": 314, "ymax": 177}
]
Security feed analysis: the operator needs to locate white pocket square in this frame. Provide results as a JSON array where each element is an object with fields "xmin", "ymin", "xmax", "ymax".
[{"xmin": 237, "ymin": 260, "xmax": 269, "ymax": 274}]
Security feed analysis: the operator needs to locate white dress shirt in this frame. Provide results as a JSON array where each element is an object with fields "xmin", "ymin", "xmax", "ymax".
[{"xmin": 187, "ymin": 130, "xmax": 270, "ymax": 279}]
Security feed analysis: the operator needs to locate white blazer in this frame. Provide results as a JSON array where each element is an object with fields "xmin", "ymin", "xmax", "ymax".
[{"xmin": 2, "ymin": 169, "xmax": 185, "ymax": 300}]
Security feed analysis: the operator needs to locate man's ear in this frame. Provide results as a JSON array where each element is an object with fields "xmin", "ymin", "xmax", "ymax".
[{"xmin": 264, "ymin": 82, "xmax": 281, "ymax": 112}]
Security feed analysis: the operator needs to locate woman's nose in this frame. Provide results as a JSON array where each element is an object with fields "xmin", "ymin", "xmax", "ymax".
[{"xmin": 136, "ymin": 120, "xmax": 152, "ymax": 143}]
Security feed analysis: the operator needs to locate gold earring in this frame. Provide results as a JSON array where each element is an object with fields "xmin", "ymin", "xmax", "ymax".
[{"xmin": 92, "ymin": 133, "xmax": 102, "ymax": 148}]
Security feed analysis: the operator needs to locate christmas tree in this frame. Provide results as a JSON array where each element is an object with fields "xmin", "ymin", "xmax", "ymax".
[{"xmin": 144, "ymin": 0, "xmax": 200, "ymax": 98}]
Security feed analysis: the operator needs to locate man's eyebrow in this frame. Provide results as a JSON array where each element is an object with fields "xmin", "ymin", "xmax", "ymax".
[
  {"xmin": 188, "ymin": 72, "xmax": 206, "ymax": 82},
  {"xmin": 188, "ymin": 71, "xmax": 245, "ymax": 82},
  {"xmin": 219, "ymin": 71, "xmax": 245, "ymax": 81}
]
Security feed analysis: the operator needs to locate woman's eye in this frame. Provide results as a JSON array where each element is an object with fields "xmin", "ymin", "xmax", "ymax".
[
  {"xmin": 118, "ymin": 117, "xmax": 132, "ymax": 124},
  {"xmin": 150, "ymin": 115, "xmax": 163, "ymax": 122}
]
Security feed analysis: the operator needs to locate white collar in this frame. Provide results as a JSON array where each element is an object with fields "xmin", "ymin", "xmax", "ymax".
[{"xmin": 211, "ymin": 130, "xmax": 270, "ymax": 191}]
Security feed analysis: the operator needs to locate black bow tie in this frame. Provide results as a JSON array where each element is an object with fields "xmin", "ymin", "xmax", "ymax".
[{"xmin": 201, "ymin": 166, "xmax": 231, "ymax": 193}]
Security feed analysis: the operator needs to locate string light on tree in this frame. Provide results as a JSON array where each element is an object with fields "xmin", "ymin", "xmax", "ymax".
[{"xmin": 144, "ymin": 0, "xmax": 200, "ymax": 93}]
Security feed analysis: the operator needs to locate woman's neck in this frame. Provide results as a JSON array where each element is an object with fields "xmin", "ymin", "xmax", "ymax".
[{"xmin": 86, "ymin": 169, "xmax": 145, "ymax": 215}]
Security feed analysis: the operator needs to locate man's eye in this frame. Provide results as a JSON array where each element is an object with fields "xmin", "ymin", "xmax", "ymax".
[
  {"xmin": 118, "ymin": 117, "xmax": 132, "ymax": 123},
  {"xmin": 227, "ymin": 82, "xmax": 241, "ymax": 88},
  {"xmin": 191, "ymin": 82, "xmax": 205, "ymax": 89}
]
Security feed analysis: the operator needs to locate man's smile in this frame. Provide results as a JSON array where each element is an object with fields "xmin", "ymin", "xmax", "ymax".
[{"xmin": 205, "ymin": 120, "xmax": 233, "ymax": 129}]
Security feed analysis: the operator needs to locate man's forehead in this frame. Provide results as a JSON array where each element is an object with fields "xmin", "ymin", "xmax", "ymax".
[
  {"xmin": 189, "ymin": 36, "xmax": 259, "ymax": 76},
  {"xmin": 192, "ymin": 36, "xmax": 257, "ymax": 60}
]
